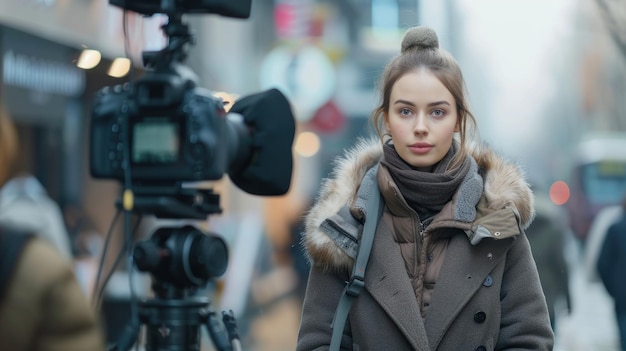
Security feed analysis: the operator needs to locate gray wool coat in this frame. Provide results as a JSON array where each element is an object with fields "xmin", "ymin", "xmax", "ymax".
[{"xmin": 296, "ymin": 139, "xmax": 554, "ymax": 351}]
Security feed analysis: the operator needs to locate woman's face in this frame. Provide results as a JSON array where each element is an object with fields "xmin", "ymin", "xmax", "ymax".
[{"xmin": 384, "ymin": 69, "xmax": 459, "ymax": 170}]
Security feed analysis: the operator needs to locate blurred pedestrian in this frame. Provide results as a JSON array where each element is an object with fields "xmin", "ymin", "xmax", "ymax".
[
  {"xmin": 0, "ymin": 107, "xmax": 104, "ymax": 350},
  {"xmin": 526, "ymin": 188, "xmax": 572, "ymax": 330},
  {"xmin": 0, "ymin": 225, "xmax": 105, "ymax": 351},
  {"xmin": 297, "ymin": 26, "xmax": 553, "ymax": 350},
  {"xmin": 597, "ymin": 192, "xmax": 626, "ymax": 351},
  {"xmin": 0, "ymin": 106, "xmax": 72, "ymax": 260}
]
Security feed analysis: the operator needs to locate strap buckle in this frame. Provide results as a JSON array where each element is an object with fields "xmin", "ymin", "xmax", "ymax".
[{"xmin": 346, "ymin": 277, "xmax": 365, "ymax": 297}]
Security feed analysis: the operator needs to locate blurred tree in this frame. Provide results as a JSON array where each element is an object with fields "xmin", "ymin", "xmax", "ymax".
[{"xmin": 596, "ymin": 0, "xmax": 626, "ymax": 59}]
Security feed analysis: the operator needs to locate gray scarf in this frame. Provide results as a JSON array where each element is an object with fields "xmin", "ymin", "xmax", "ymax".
[{"xmin": 380, "ymin": 141, "xmax": 471, "ymax": 220}]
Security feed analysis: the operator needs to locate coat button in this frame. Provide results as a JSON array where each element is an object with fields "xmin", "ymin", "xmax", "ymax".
[
  {"xmin": 482, "ymin": 275, "xmax": 493, "ymax": 287},
  {"xmin": 475, "ymin": 346, "xmax": 486, "ymax": 351},
  {"xmin": 474, "ymin": 311, "xmax": 486, "ymax": 323}
]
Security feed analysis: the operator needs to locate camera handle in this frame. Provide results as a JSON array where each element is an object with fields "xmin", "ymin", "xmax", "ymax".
[
  {"xmin": 109, "ymin": 295, "xmax": 242, "ymax": 351},
  {"xmin": 143, "ymin": 13, "xmax": 192, "ymax": 70}
]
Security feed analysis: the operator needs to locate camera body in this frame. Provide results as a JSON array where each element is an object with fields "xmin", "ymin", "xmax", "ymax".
[
  {"xmin": 90, "ymin": 0, "xmax": 294, "ymax": 197},
  {"xmin": 90, "ymin": 62, "xmax": 249, "ymax": 184}
]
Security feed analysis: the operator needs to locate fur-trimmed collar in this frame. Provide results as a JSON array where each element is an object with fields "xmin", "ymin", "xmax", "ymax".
[{"xmin": 303, "ymin": 137, "xmax": 535, "ymax": 267}]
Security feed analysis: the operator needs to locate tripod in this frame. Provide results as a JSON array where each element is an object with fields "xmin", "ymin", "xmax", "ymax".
[
  {"xmin": 111, "ymin": 290, "xmax": 240, "ymax": 351},
  {"xmin": 107, "ymin": 185, "xmax": 242, "ymax": 351}
]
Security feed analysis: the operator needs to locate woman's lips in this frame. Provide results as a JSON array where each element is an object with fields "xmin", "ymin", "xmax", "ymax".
[{"xmin": 409, "ymin": 143, "xmax": 432, "ymax": 154}]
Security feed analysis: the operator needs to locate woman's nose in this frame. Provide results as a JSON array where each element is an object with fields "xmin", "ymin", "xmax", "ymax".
[{"xmin": 413, "ymin": 114, "xmax": 428, "ymax": 135}]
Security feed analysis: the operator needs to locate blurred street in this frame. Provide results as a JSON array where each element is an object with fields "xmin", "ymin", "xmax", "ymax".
[{"xmin": 554, "ymin": 235, "xmax": 620, "ymax": 351}]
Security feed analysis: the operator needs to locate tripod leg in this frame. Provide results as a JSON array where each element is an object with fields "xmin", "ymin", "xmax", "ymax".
[
  {"xmin": 222, "ymin": 310, "xmax": 243, "ymax": 351},
  {"xmin": 204, "ymin": 308, "xmax": 233, "ymax": 351},
  {"xmin": 108, "ymin": 317, "xmax": 141, "ymax": 351}
]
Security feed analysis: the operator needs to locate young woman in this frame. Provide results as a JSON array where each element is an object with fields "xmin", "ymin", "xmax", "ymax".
[{"xmin": 296, "ymin": 26, "xmax": 554, "ymax": 350}]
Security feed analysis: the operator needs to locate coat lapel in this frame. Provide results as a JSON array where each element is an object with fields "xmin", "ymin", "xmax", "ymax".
[
  {"xmin": 424, "ymin": 234, "xmax": 515, "ymax": 349},
  {"xmin": 365, "ymin": 219, "xmax": 431, "ymax": 350}
]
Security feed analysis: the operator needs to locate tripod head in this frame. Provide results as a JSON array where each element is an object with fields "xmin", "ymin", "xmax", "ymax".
[
  {"xmin": 134, "ymin": 224, "xmax": 228, "ymax": 297},
  {"xmin": 108, "ymin": 184, "xmax": 240, "ymax": 351},
  {"xmin": 115, "ymin": 183, "xmax": 227, "ymax": 295}
]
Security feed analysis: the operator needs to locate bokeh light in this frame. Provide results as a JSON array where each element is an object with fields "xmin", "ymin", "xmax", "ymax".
[
  {"xmin": 294, "ymin": 131, "xmax": 320, "ymax": 157},
  {"xmin": 107, "ymin": 58, "xmax": 131, "ymax": 78},
  {"xmin": 76, "ymin": 49, "xmax": 101, "ymax": 69},
  {"xmin": 549, "ymin": 180, "xmax": 570, "ymax": 205}
]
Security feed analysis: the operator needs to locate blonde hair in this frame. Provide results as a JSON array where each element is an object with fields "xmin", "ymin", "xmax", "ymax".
[
  {"xmin": 371, "ymin": 26, "xmax": 480, "ymax": 170},
  {"xmin": 0, "ymin": 106, "xmax": 19, "ymax": 187}
]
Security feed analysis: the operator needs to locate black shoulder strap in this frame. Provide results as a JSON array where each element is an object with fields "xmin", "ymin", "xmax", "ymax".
[
  {"xmin": 0, "ymin": 227, "xmax": 34, "ymax": 303},
  {"xmin": 329, "ymin": 183, "xmax": 383, "ymax": 351}
]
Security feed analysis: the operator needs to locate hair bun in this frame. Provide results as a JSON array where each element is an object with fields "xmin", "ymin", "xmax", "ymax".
[{"xmin": 401, "ymin": 26, "xmax": 439, "ymax": 53}]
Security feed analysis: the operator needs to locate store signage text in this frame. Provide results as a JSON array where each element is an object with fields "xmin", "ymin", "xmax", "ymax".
[{"xmin": 2, "ymin": 50, "xmax": 85, "ymax": 97}]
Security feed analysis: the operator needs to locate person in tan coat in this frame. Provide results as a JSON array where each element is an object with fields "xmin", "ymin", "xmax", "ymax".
[
  {"xmin": 296, "ymin": 26, "xmax": 553, "ymax": 350},
  {"xmin": 0, "ymin": 107, "xmax": 105, "ymax": 351},
  {"xmin": 0, "ymin": 228, "xmax": 105, "ymax": 351}
]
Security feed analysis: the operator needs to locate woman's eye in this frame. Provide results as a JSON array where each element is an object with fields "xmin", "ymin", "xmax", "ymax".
[
  {"xmin": 400, "ymin": 108, "xmax": 411, "ymax": 116},
  {"xmin": 432, "ymin": 109, "xmax": 445, "ymax": 117}
]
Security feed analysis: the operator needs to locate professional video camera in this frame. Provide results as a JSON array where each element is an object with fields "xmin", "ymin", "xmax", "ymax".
[
  {"xmin": 91, "ymin": 0, "xmax": 295, "ymax": 198},
  {"xmin": 89, "ymin": 1, "xmax": 296, "ymax": 350}
]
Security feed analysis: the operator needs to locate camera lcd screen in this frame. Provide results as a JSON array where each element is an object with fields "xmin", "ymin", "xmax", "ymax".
[{"xmin": 132, "ymin": 118, "xmax": 180, "ymax": 164}]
